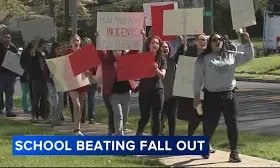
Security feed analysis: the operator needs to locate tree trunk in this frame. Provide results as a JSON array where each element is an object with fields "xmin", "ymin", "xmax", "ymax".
[{"xmin": 48, "ymin": 0, "xmax": 55, "ymax": 17}]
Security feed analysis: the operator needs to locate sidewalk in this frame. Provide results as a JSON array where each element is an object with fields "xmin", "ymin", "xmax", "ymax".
[{"xmin": 7, "ymin": 110, "xmax": 280, "ymax": 167}]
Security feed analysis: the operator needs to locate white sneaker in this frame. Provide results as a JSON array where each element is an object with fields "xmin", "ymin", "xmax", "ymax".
[{"xmin": 73, "ymin": 130, "xmax": 84, "ymax": 136}]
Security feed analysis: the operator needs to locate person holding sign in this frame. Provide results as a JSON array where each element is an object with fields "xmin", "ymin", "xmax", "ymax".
[
  {"xmin": 67, "ymin": 34, "xmax": 94, "ymax": 136},
  {"xmin": 29, "ymin": 37, "xmax": 50, "ymax": 122},
  {"xmin": 106, "ymin": 50, "xmax": 136, "ymax": 136},
  {"xmin": 0, "ymin": 30, "xmax": 18, "ymax": 117},
  {"xmin": 136, "ymin": 36, "xmax": 167, "ymax": 136},
  {"xmin": 43, "ymin": 42, "xmax": 64, "ymax": 127},
  {"xmin": 193, "ymin": 32, "xmax": 254, "ymax": 162},
  {"xmin": 160, "ymin": 41, "xmax": 180, "ymax": 136}
]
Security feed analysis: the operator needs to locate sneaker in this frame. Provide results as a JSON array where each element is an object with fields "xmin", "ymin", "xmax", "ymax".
[
  {"xmin": 210, "ymin": 144, "xmax": 215, "ymax": 153},
  {"xmin": 229, "ymin": 150, "xmax": 241, "ymax": 163},
  {"xmin": 202, "ymin": 155, "xmax": 209, "ymax": 159},
  {"xmin": 6, "ymin": 112, "xmax": 17, "ymax": 117},
  {"xmin": 30, "ymin": 118, "xmax": 38, "ymax": 123},
  {"xmin": 88, "ymin": 119, "xmax": 95, "ymax": 124},
  {"xmin": 136, "ymin": 132, "xmax": 143, "ymax": 136},
  {"xmin": 74, "ymin": 129, "xmax": 84, "ymax": 136}
]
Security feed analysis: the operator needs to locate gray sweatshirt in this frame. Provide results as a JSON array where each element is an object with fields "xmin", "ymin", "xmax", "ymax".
[{"xmin": 193, "ymin": 42, "xmax": 254, "ymax": 97}]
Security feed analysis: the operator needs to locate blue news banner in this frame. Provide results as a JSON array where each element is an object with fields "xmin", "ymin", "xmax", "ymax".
[{"xmin": 12, "ymin": 136, "xmax": 209, "ymax": 156}]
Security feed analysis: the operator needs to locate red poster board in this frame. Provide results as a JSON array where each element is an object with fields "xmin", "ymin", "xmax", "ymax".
[
  {"xmin": 69, "ymin": 44, "xmax": 101, "ymax": 76},
  {"xmin": 116, "ymin": 52, "xmax": 155, "ymax": 81},
  {"xmin": 151, "ymin": 4, "xmax": 177, "ymax": 41}
]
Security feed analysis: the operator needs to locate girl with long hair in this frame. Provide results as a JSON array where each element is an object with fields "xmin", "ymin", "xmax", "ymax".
[
  {"xmin": 193, "ymin": 32, "xmax": 254, "ymax": 162},
  {"xmin": 43, "ymin": 42, "xmax": 64, "ymax": 126},
  {"xmin": 136, "ymin": 36, "xmax": 167, "ymax": 136}
]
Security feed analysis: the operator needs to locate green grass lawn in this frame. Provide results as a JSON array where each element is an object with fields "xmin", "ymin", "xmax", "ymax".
[
  {"xmin": 0, "ymin": 113, "xmax": 164, "ymax": 167},
  {"xmin": 235, "ymin": 55, "xmax": 280, "ymax": 81},
  {"xmin": 91, "ymin": 106, "xmax": 280, "ymax": 162}
]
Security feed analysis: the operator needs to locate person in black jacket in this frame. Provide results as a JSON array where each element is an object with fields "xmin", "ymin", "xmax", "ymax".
[{"xmin": 0, "ymin": 30, "xmax": 18, "ymax": 117}]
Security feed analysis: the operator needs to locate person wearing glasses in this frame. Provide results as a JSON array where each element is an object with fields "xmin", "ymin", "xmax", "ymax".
[{"xmin": 193, "ymin": 32, "xmax": 254, "ymax": 162}]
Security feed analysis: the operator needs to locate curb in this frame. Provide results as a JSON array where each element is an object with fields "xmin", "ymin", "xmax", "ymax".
[{"xmin": 236, "ymin": 78, "xmax": 280, "ymax": 84}]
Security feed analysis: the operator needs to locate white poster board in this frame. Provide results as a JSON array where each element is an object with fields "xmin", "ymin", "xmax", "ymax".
[
  {"xmin": 1, "ymin": 51, "xmax": 24, "ymax": 76},
  {"xmin": 46, "ymin": 54, "xmax": 90, "ymax": 92},
  {"xmin": 229, "ymin": 0, "xmax": 256, "ymax": 30},
  {"xmin": 19, "ymin": 18, "xmax": 56, "ymax": 42},
  {"xmin": 163, "ymin": 8, "xmax": 203, "ymax": 36},
  {"xmin": 173, "ymin": 56, "xmax": 204, "ymax": 99},
  {"xmin": 96, "ymin": 12, "xmax": 145, "ymax": 50},
  {"xmin": 143, "ymin": 2, "xmax": 178, "ymax": 26}
]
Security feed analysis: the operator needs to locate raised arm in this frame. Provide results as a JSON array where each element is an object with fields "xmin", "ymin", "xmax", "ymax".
[
  {"xmin": 234, "ymin": 33, "xmax": 254, "ymax": 66},
  {"xmin": 30, "ymin": 37, "xmax": 40, "ymax": 56}
]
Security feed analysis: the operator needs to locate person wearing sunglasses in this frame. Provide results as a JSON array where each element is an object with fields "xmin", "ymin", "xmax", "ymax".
[{"xmin": 193, "ymin": 32, "xmax": 254, "ymax": 162}]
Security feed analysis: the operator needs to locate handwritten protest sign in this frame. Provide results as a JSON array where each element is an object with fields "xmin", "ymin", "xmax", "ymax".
[
  {"xmin": 96, "ymin": 12, "xmax": 145, "ymax": 50},
  {"xmin": 229, "ymin": 0, "xmax": 256, "ymax": 30},
  {"xmin": 46, "ymin": 54, "xmax": 90, "ymax": 92},
  {"xmin": 19, "ymin": 18, "xmax": 56, "ymax": 42},
  {"xmin": 173, "ymin": 56, "xmax": 204, "ymax": 99},
  {"xmin": 163, "ymin": 8, "xmax": 203, "ymax": 35},
  {"xmin": 1, "ymin": 51, "xmax": 24, "ymax": 76},
  {"xmin": 143, "ymin": 2, "xmax": 178, "ymax": 26}
]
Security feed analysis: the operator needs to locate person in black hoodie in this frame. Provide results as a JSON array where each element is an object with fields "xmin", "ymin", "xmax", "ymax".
[{"xmin": 0, "ymin": 30, "xmax": 18, "ymax": 117}]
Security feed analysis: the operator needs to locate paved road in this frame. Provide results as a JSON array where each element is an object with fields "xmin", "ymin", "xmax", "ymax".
[{"xmin": 13, "ymin": 80, "xmax": 280, "ymax": 135}]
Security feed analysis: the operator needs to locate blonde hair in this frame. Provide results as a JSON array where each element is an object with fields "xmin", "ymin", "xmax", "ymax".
[{"xmin": 70, "ymin": 34, "xmax": 81, "ymax": 42}]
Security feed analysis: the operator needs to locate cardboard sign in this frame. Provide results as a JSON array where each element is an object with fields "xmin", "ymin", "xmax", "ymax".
[
  {"xmin": 19, "ymin": 18, "xmax": 56, "ymax": 42},
  {"xmin": 69, "ymin": 44, "xmax": 100, "ymax": 76},
  {"xmin": 163, "ymin": 8, "xmax": 203, "ymax": 35},
  {"xmin": 116, "ymin": 52, "xmax": 155, "ymax": 81},
  {"xmin": 151, "ymin": 4, "xmax": 177, "ymax": 41},
  {"xmin": 229, "ymin": 0, "xmax": 256, "ymax": 30},
  {"xmin": 96, "ymin": 12, "xmax": 145, "ymax": 50},
  {"xmin": 173, "ymin": 56, "xmax": 204, "ymax": 99},
  {"xmin": 46, "ymin": 54, "xmax": 90, "ymax": 92},
  {"xmin": 143, "ymin": 2, "xmax": 178, "ymax": 26},
  {"xmin": 2, "ymin": 51, "xmax": 24, "ymax": 75}
]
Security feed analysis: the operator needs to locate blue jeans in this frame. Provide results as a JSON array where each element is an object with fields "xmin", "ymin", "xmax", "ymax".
[
  {"xmin": 87, "ymin": 84, "xmax": 97, "ymax": 120},
  {"xmin": 0, "ymin": 73, "xmax": 16, "ymax": 112}
]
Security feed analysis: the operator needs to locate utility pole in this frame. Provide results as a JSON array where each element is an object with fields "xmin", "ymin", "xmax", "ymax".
[
  {"xmin": 64, "ymin": 0, "xmax": 69, "ymax": 41},
  {"xmin": 203, "ymin": 0, "xmax": 214, "ymax": 34},
  {"xmin": 71, "ymin": 0, "xmax": 78, "ymax": 35}
]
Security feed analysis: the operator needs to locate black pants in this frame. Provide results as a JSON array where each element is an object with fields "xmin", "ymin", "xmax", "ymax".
[
  {"xmin": 69, "ymin": 94, "xmax": 86, "ymax": 122},
  {"xmin": 161, "ymin": 97, "xmax": 178, "ymax": 136},
  {"xmin": 31, "ymin": 80, "xmax": 50, "ymax": 119},
  {"xmin": 203, "ymin": 90, "xmax": 238, "ymax": 151},
  {"xmin": 137, "ymin": 89, "xmax": 164, "ymax": 136},
  {"xmin": 103, "ymin": 95, "xmax": 115, "ymax": 133}
]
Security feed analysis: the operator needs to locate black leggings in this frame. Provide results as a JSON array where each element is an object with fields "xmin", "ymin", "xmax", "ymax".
[
  {"xmin": 161, "ymin": 97, "xmax": 178, "ymax": 136},
  {"xmin": 137, "ymin": 90, "xmax": 164, "ymax": 136},
  {"xmin": 203, "ymin": 90, "xmax": 238, "ymax": 151},
  {"xmin": 103, "ymin": 95, "xmax": 115, "ymax": 133}
]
